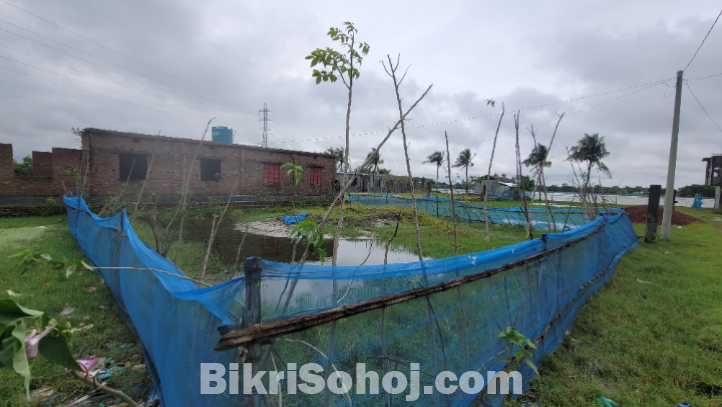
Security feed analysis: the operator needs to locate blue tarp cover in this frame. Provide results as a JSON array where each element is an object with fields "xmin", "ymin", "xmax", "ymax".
[{"xmin": 282, "ymin": 212, "xmax": 308, "ymax": 224}]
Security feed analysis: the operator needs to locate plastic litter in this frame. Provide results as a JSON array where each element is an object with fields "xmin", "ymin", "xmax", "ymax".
[
  {"xmin": 677, "ymin": 403, "xmax": 691, "ymax": 407},
  {"xmin": 76, "ymin": 359, "xmax": 96, "ymax": 373},
  {"xmin": 282, "ymin": 212, "xmax": 308, "ymax": 224},
  {"xmin": 98, "ymin": 366, "xmax": 125, "ymax": 380},
  {"xmin": 6, "ymin": 290, "xmax": 20, "ymax": 297},
  {"xmin": 596, "ymin": 397, "xmax": 619, "ymax": 407},
  {"xmin": 60, "ymin": 306, "xmax": 75, "ymax": 316},
  {"xmin": 30, "ymin": 387, "xmax": 54, "ymax": 400}
]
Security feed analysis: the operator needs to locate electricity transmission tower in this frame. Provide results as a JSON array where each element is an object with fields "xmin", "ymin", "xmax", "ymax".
[{"xmin": 258, "ymin": 103, "xmax": 272, "ymax": 148}]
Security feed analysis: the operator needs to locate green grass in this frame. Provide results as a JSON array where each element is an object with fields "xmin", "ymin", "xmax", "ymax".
[
  {"xmin": 0, "ymin": 215, "xmax": 150, "ymax": 406},
  {"xmin": 507, "ymin": 207, "xmax": 722, "ymax": 406}
]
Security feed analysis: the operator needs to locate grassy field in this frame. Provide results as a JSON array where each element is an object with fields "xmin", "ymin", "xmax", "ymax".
[
  {"xmin": 506, "ymin": 207, "xmax": 722, "ymax": 406},
  {"xmin": 0, "ymin": 215, "xmax": 151, "ymax": 406},
  {"xmin": 3, "ymin": 199, "xmax": 720, "ymax": 406}
]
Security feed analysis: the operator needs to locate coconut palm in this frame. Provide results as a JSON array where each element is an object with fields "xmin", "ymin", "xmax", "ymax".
[
  {"xmin": 364, "ymin": 147, "xmax": 384, "ymax": 174},
  {"xmin": 324, "ymin": 147, "xmax": 345, "ymax": 171},
  {"xmin": 567, "ymin": 133, "xmax": 611, "ymax": 190},
  {"xmin": 522, "ymin": 144, "xmax": 551, "ymax": 172},
  {"xmin": 362, "ymin": 147, "xmax": 384, "ymax": 191},
  {"xmin": 423, "ymin": 151, "xmax": 445, "ymax": 181},
  {"xmin": 453, "ymin": 148, "xmax": 476, "ymax": 181}
]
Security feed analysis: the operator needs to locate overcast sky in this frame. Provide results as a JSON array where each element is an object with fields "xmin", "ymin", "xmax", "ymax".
[{"xmin": 1, "ymin": 0, "xmax": 721, "ymax": 188}]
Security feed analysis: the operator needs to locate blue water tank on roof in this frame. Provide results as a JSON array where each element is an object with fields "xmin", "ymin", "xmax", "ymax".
[{"xmin": 211, "ymin": 126, "xmax": 233, "ymax": 144}]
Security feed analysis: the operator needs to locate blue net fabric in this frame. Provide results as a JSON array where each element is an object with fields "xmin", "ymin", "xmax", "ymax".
[
  {"xmin": 64, "ymin": 196, "xmax": 637, "ymax": 406},
  {"xmin": 348, "ymin": 193, "xmax": 618, "ymax": 231}
]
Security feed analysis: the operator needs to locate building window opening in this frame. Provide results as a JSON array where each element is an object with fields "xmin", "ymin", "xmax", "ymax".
[
  {"xmin": 200, "ymin": 159, "xmax": 222, "ymax": 181},
  {"xmin": 119, "ymin": 153, "xmax": 147, "ymax": 180}
]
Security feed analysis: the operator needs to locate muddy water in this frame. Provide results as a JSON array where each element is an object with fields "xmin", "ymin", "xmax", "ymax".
[{"xmin": 183, "ymin": 219, "xmax": 427, "ymax": 266}]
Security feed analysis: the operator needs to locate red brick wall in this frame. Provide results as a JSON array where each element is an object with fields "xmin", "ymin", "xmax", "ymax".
[
  {"xmin": 0, "ymin": 144, "xmax": 15, "ymax": 197},
  {"xmin": 0, "ymin": 131, "xmax": 335, "ymax": 199},
  {"xmin": 0, "ymin": 144, "xmax": 81, "ymax": 198}
]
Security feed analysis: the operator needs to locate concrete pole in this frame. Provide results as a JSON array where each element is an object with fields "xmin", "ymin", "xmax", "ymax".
[{"xmin": 661, "ymin": 70, "xmax": 684, "ymax": 240}]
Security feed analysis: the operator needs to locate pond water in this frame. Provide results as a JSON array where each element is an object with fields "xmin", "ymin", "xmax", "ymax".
[
  {"xmin": 545, "ymin": 192, "xmax": 717, "ymax": 208},
  {"xmin": 184, "ymin": 220, "xmax": 428, "ymax": 266}
]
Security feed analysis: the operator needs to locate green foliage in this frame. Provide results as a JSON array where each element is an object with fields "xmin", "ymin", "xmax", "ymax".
[
  {"xmin": 514, "ymin": 175, "xmax": 535, "ymax": 192},
  {"xmin": 0, "ymin": 299, "xmax": 80, "ymax": 399},
  {"xmin": 324, "ymin": 147, "xmax": 345, "ymax": 171},
  {"xmin": 498, "ymin": 326, "xmax": 538, "ymax": 374},
  {"xmin": 523, "ymin": 144, "xmax": 552, "ymax": 169},
  {"xmin": 568, "ymin": 133, "xmax": 611, "ymax": 179},
  {"xmin": 362, "ymin": 147, "xmax": 384, "ymax": 173},
  {"xmin": 305, "ymin": 22, "xmax": 370, "ymax": 86},
  {"xmin": 678, "ymin": 184, "xmax": 717, "ymax": 197},
  {"xmin": 423, "ymin": 151, "xmax": 445, "ymax": 181},
  {"xmin": 453, "ymin": 148, "xmax": 476, "ymax": 181},
  {"xmin": 281, "ymin": 163, "xmax": 303, "ymax": 186},
  {"xmin": 289, "ymin": 219, "xmax": 327, "ymax": 264},
  {"xmin": 9, "ymin": 249, "xmax": 93, "ymax": 278},
  {"xmin": 13, "ymin": 155, "xmax": 32, "ymax": 175}
]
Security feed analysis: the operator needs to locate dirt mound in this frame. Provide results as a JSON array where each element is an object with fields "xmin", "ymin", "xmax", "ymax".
[{"xmin": 624, "ymin": 205, "xmax": 701, "ymax": 226}]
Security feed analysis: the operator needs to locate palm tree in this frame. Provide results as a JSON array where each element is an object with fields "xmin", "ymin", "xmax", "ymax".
[
  {"xmin": 568, "ymin": 133, "xmax": 611, "ymax": 191},
  {"xmin": 364, "ymin": 147, "xmax": 384, "ymax": 191},
  {"xmin": 423, "ymin": 151, "xmax": 445, "ymax": 181},
  {"xmin": 522, "ymin": 144, "xmax": 551, "ymax": 172},
  {"xmin": 364, "ymin": 147, "xmax": 384, "ymax": 174},
  {"xmin": 324, "ymin": 147, "xmax": 345, "ymax": 172},
  {"xmin": 453, "ymin": 148, "xmax": 476, "ymax": 181}
]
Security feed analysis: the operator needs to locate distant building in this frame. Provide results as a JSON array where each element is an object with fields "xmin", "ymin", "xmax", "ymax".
[
  {"xmin": 471, "ymin": 176, "xmax": 516, "ymax": 196},
  {"xmin": 0, "ymin": 128, "xmax": 336, "ymax": 203}
]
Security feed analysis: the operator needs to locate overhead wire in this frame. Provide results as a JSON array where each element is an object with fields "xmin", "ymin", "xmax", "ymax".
[
  {"xmin": 0, "ymin": 0, "xmax": 259, "ymax": 114},
  {"xmin": 683, "ymin": 7, "xmax": 722, "ymax": 72},
  {"xmin": 0, "ymin": 44, "xmax": 255, "ymax": 133},
  {"xmin": 0, "ymin": 22, "xmax": 258, "ymax": 129},
  {"xmin": 684, "ymin": 81, "xmax": 722, "ymax": 134},
  {"xmin": 271, "ymin": 77, "xmax": 673, "ymax": 145},
  {"xmin": 0, "ymin": 52, "xmax": 255, "ymax": 133}
]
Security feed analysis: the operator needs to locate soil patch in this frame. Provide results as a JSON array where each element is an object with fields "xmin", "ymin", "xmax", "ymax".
[{"xmin": 624, "ymin": 205, "xmax": 701, "ymax": 226}]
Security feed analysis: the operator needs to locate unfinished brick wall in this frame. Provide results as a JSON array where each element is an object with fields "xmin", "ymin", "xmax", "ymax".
[
  {"xmin": 0, "ymin": 130, "xmax": 335, "ymax": 200},
  {"xmin": 0, "ymin": 144, "xmax": 81, "ymax": 198}
]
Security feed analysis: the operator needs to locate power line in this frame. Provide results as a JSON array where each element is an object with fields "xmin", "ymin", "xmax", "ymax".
[
  {"xmin": 0, "ymin": 0, "xmax": 258, "ymax": 114},
  {"xmin": 0, "ymin": 21, "xmax": 256, "ymax": 126},
  {"xmin": 370, "ymin": 79, "xmax": 667, "ymax": 165},
  {"xmin": 270, "ymin": 77, "xmax": 672, "ymax": 145},
  {"xmin": 0, "ymin": 44, "xmax": 255, "ymax": 133},
  {"xmin": 685, "ymin": 82, "xmax": 722, "ymax": 133},
  {"xmin": 687, "ymin": 70, "xmax": 722, "ymax": 81},
  {"xmin": 683, "ymin": 7, "xmax": 722, "ymax": 72}
]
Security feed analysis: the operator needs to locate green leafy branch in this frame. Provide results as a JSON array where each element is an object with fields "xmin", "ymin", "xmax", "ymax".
[
  {"xmin": 9, "ymin": 249, "xmax": 93, "ymax": 278},
  {"xmin": 281, "ymin": 163, "xmax": 303, "ymax": 185},
  {"xmin": 498, "ymin": 326, "xmax": 538, "ymax": 374},
  {"xmin": 0, "ymin": 299, "xmax": 80, "ymax": 398},
  {"xmin": 305, "ymin": 21, "xmax": 369, "ymax": 85},
  {"xmin": 290, "ymin": 219, "xmax": 327, "ymax": 264}
]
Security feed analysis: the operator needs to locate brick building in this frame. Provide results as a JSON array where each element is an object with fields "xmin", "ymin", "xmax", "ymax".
[{"xmin": 0, "ymin": 128, "xmax": 336, "ymax": 202}]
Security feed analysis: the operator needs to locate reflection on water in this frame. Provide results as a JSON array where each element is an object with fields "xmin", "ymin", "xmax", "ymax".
[
  {"xmin": 184, "ymin": 220, "xmax": 427, "ymax": 266},
  {"xmin": 546, "ymin": 193, "xmax": 717, "ymax": 208}
]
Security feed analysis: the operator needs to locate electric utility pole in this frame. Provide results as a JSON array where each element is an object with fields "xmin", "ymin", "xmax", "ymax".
[{"xmin": 661, "ymin": 70, "xmax": 683, "ymax": 240}]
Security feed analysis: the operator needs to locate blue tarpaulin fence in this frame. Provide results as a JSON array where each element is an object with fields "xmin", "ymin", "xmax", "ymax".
[
  {"xmin": 64, "ymin": 195, "xmax": 637, "ymax": 406},
  {"xmin": 349, "ymin": 193, "xmax": 614, "ymax": 231}
]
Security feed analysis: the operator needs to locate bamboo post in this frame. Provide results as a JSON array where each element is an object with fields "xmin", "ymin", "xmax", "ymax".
[{"xmin": 243, "ymin": 257, "xmax": 263, "ymax": 407}]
